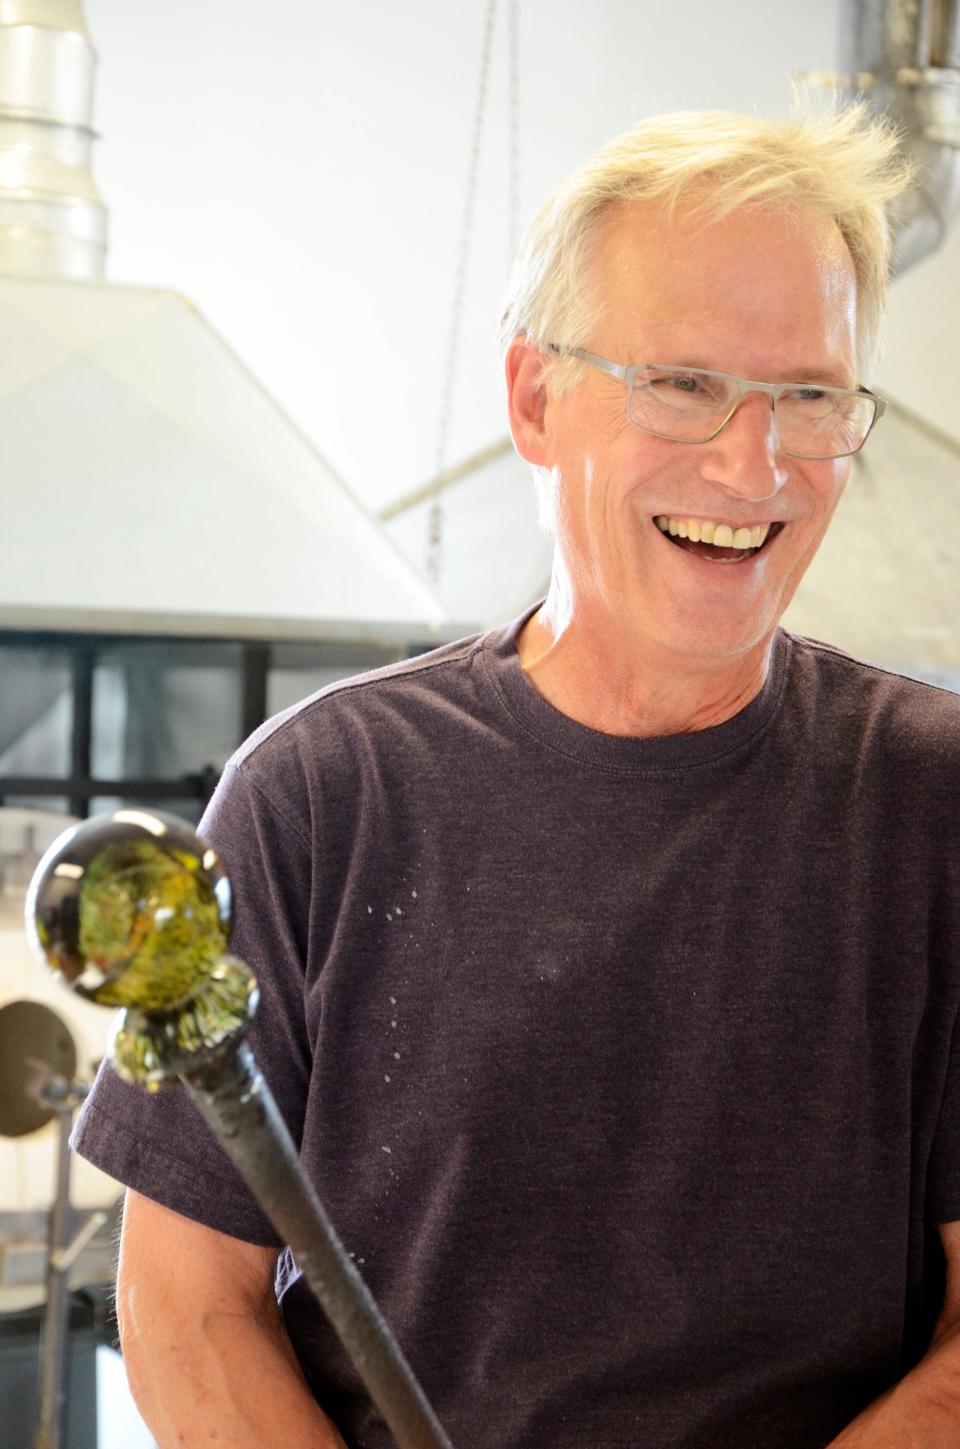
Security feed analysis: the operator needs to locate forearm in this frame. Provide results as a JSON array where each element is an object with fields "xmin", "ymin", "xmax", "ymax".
[
  {"xmin": 826, "ymin": 1320, "xmax": 960, "ymax": 1447},
  {"xmin": 120, "ymin": 1291, "xmax": 347, "ymax": 1449}
]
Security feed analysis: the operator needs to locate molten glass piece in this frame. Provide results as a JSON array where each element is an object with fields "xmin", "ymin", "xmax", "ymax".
[{"xmin": 26, "ymin": 809, "xmax": 232, "ymax": 1012}]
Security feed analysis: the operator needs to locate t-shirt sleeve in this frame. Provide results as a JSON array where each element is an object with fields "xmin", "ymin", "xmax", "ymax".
[
  {"xmin": 929, "ymin": 1003, "xmax": 960, "ymax": 1226},
  {"xmin": 926, "ymin": 787, "xmax": 960, "ymax": 1226},
  {"xmin": 71, "ymin": 758, "xmax": 314, "ymax": 1246}
]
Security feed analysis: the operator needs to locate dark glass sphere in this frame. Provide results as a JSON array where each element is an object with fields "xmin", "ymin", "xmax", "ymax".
[{"xmin": 25, "ymin": 808, "xmax": 233, "ymax": 1011}]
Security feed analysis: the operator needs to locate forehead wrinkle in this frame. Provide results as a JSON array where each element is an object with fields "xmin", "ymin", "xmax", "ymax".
[{"xmin": 594, "ymin": 200, "xmax": 858, "ymax": 382}]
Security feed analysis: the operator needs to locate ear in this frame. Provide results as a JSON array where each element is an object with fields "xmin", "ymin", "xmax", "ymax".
[{"xmin": 505, "ymin": 337, "xmax": 551, "ymax": 466}]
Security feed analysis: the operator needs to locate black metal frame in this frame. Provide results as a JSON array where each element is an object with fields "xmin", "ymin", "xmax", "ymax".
[{"xmin": 0, "ymin": 628, "xmax": 426, "ymax": 818}]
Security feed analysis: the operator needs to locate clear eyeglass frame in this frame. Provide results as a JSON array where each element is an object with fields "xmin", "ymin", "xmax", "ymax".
[{"xmin": 552, "ymin": 345, "xmax": 885, "ymax": 461}]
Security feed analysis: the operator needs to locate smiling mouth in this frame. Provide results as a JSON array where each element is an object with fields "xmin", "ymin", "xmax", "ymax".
[{"xmin": 654, "ymin": 515, "xmax": 784, "ymax": 563}]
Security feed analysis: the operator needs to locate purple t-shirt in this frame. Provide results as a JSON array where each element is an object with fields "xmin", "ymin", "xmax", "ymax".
[{"xmin": 74, "ymin": 614, "xmax": 960, "ymax": 1448}]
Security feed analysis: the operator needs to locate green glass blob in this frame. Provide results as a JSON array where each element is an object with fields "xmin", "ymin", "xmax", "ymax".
[{"xmin": 27, "ymin": 809, "xmax": 233, "ymax": 1012}]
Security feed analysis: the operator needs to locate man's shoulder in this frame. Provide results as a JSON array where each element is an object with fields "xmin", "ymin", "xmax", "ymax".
[
  {"xmin": 232, "ymin": 626, "xmax": 494, "ymax": 779},
  {"xmin": 785, "ymin": 630, "xmax": 960, "ymax": 762}
]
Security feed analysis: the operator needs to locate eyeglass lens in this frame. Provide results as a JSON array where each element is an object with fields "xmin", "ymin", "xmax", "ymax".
[{"xmin": 628, "ymin": 368, "xmax": 876, "ymax": 458}]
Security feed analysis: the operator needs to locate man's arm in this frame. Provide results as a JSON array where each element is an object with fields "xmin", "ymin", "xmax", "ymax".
[
  {"xmin": 826, "ymin": 1221, "xmax": 960, "ymax": 1446},
  {"xmin": 117, "ymin": 1189, "xmax": 348, "ymax": 1449}
]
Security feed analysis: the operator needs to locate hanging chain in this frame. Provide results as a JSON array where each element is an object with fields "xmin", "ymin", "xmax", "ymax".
[
  {"xmin": 427, "ymin": 0, "xmax": 499, "ymax": 585},
  {"xmin": 507, "ymin": 0, "xmax": 521, "ymax": 257}
]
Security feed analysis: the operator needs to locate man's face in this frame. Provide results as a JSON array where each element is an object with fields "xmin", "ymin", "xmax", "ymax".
[{"xmin": 535, "ymin": 200, "xmax": 859, "ymax": 666}]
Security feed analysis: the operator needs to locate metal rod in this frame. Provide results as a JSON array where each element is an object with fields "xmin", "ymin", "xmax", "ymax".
[
  {"xmin": 378, "ymin": 438, "xmax": 513, "ymax": 521},
  {"xmin": 68, "ymin": 649, "xmax": 94, "ymax": 819},
  {"xmin": 240, "ymin": 643, "xmax": 271, "ymax": 741},
  {"xmin": 0, "ymin": 774, "xmax": 216, "ymax": 801},
  {"xmin": 181, "ymin": 1041, "xmax": 453, "ymax": 1449},
  {"xmin": 34, "ymin": 1110, "xmax": 74, "ymax": 1449},
  {"xmin": 27, "ymin": 810, "xmax": 455, "ymax": 1448}
]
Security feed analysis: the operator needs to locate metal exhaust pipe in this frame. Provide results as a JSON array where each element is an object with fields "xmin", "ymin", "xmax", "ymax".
[
  {"xmin": 805, "ymin": 0, "xmax": 960, "ymax": 274},
  {"xmin": 0, "ymin": 1, "xmax": 106, "ymax": 279}
]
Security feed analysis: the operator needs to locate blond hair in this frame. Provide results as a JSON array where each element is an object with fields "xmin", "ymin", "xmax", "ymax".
[{"xmin": 500, "ymin": 105, "xmax": 912, "ymax": 384}]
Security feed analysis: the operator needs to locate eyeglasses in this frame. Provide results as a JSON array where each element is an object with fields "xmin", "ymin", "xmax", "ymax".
[{"xmin": 551, "ymin": 346, "xmax": 885, "ymax": 460}]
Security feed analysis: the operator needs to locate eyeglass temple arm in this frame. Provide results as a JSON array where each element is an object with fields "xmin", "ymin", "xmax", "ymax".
[{"xmin": 550, "ymin": 345, "xmax": 630, "ymax": 383}]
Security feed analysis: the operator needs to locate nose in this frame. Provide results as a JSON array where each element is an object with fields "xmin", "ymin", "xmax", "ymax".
[{"xmin": 697, "ymin": 392, "xmax": 789, "ymax": 503}]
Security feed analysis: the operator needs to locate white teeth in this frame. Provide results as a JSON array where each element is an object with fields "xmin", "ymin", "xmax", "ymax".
[{"xmin": 655, "ymin": 517, "xmax": 774, "ymax": 552}]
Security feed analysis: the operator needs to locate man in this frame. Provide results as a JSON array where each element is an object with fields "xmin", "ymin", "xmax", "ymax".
[{"xmin": 75, "ymin": 107, "xmax": 960, "ymax": 1448}]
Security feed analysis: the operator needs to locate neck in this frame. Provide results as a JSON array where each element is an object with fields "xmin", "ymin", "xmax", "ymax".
[{"xmin": 517, "ymin": 588, "xmax": 773, "ymax": 739}]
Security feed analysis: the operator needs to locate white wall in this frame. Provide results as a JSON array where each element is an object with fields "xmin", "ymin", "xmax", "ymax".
[
  {"xmin": 882, "ymin": 219, "xmax": 960, "ymax": 440},
  {"xmin": 84, "ymin": 0, "xmax": 846, "ymax": 549}
]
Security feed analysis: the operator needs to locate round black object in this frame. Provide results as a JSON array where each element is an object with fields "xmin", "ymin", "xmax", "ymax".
[{"xmin": 0, "ymin": 1000, "xmax": 78, "ymax": 1137}]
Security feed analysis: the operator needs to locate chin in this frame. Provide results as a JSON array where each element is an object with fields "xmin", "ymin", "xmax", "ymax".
[{"xmin": 646, "ymin": 609, "xmax": 780, "ymax": 664}]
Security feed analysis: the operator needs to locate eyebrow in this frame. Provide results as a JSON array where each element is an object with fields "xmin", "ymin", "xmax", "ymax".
[{"xmin": 668, "ymin": 359, "xmax": 856, "ymax": 389}]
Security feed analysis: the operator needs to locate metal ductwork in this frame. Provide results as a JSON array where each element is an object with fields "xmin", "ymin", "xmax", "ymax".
[
  {"xmin": 0, "ymin": 0, "xmax": 106, "ymax": 280},
  {"xmin": 837, "ymin": 0, "xmax": 960, "ymax": 272}
]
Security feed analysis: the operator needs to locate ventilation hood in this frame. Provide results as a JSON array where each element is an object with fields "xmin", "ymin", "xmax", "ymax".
[{"xmin": 0, "ymin": 1, "xmax": 448, "ymax": 641}]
